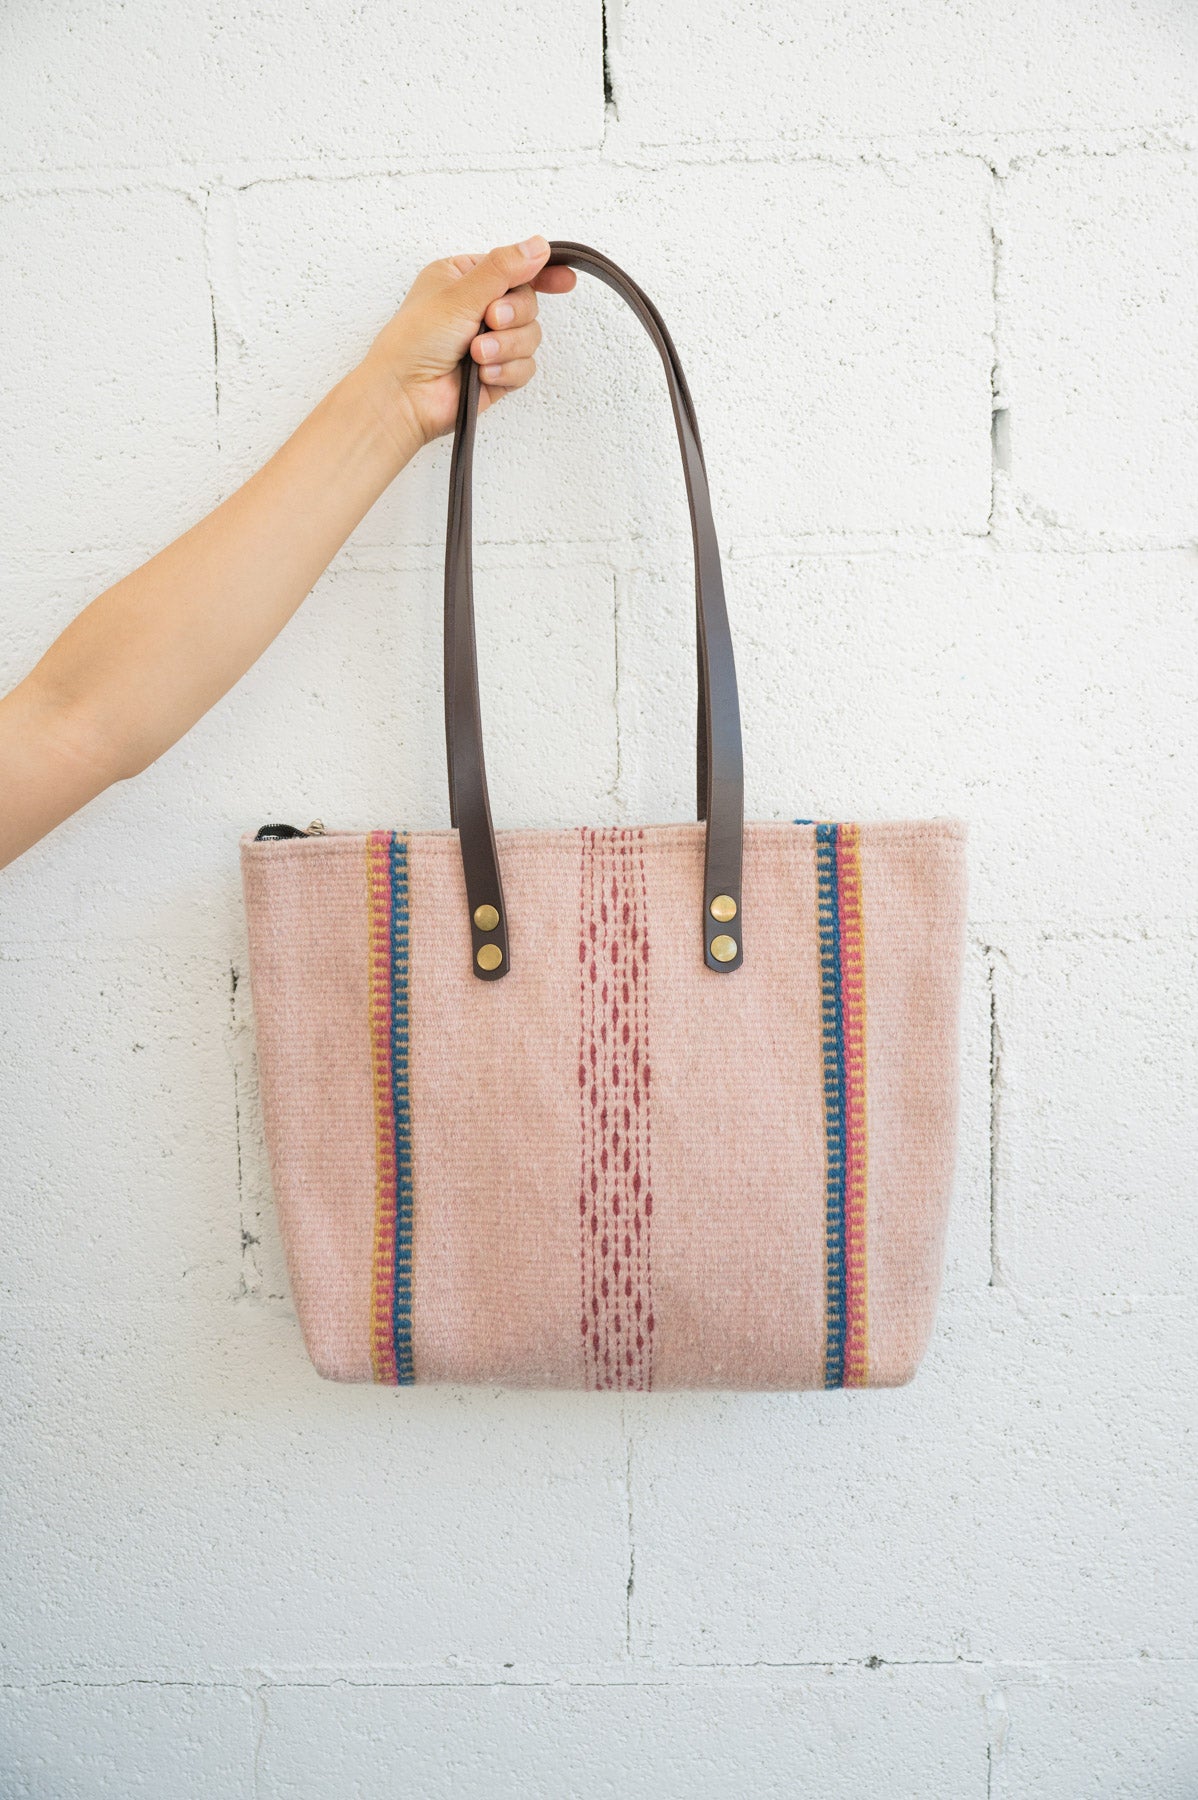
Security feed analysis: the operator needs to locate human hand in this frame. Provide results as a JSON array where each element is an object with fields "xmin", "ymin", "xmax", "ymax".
[{"xmin": 362, "ymin": 235, "xmax": 576, "ymax": 455}]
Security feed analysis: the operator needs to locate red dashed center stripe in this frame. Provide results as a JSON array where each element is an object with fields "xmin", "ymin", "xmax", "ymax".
[{"xmin": 577, "ymin": 826, "xmax": 654, "ymax": 1391}]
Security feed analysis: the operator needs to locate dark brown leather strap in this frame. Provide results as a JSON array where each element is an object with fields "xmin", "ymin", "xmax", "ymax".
[{"xmin": 445, "ymin": 240, "xmax": 744, "ymax": 980}]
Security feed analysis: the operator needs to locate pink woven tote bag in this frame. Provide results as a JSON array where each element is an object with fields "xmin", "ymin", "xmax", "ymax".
[{"xmin": 241, "ymin": 242, "xmax": 967, "ymax": 1391}]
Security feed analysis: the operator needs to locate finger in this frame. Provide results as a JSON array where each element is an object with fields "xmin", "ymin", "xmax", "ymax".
[
  {"xmin": 470, "ymin": 321, "xmax": 542, "ymax": 367},
  {"xmin": 484, "ymin": 282, "xmax": 538, "ymax": 331},
  {"xmin": 477, "ymin": 355, "xmax": 536, "ymax": 390},
  {"xmin": 532, "ymin": 265, "xmax": 576, "ymax": 295},
  {"xmin": 454, "ymin": 236, "xmax": 551, "ymax": 317}
]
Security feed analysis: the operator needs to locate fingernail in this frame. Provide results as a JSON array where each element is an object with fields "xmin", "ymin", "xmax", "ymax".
[
  {"xmin": 477, "ymin": 335, "xmax": 499, "ymax": 361},
  {"xmin": 493, "ymin": 301, "xmax": 515, "ymax": 325},
  {"xmin": 480, "ymin": 363, "xmax": 502, "ymax": 381},
  {"xmin": 518, "ymin": 235, "xmax": 549, "ymax": 260}
]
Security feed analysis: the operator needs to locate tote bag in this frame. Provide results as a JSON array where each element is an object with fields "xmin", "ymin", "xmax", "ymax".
[{"xmin": 241, "ymin": 241, "xmax": 967, "ymax": 1391}]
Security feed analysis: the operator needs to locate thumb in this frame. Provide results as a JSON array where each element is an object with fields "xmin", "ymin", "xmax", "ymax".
[{"xmin": 454, "ymin": 235, "xmax": 552, "ymax": 318}]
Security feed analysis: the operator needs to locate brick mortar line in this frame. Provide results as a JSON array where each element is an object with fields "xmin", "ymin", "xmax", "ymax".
[
  {"xmin": 7, "ymin": 539, "xmax": 1196, "ymax": 585},
  {"xmin": 4, "ymin": 1653, "xmax": 1196, "ymax": 1692},
  {"xmin": 0, "ymin": 132, "xmax": 1195, "ymax": 196}
]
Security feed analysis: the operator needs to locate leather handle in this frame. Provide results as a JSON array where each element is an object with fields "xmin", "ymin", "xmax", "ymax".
[{"xmin": 444, "ymin": 240, "xmax": 744, "ymax": 980}]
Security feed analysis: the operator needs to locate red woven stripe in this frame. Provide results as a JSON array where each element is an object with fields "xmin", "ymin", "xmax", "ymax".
[{"xmin": 576, "ymin": 826, "xmax": 653, "ymax": 1392}]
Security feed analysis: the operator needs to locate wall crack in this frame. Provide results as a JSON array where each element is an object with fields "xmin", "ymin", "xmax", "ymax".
[
  {"xmin": 601, "ymin": 0, "xmax": 620, "ymax": 128},
  {"xmin": 983, "ymin": 945, "xmax": 1009, "ymax": 1289},
  {"xmin": 986, "ymin": 159, "xmax": 1009, "ymax": 542}
]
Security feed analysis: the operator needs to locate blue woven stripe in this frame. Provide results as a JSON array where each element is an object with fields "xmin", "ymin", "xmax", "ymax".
[
  {"xmin": 811, "ymin": 821, "xmax": 848, "ymax": 1389},
  {"xmin": 388, "ymin": 833, "xmax": 415, "ymax": 1384}
]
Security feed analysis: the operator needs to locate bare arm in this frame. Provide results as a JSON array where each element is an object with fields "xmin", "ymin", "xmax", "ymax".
[{"xmin": 0, "ymin": 234, "xmax": 575, "ymax": 869}]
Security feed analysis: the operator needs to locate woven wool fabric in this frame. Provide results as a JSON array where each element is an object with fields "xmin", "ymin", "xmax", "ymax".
[{"xmin": 241, "ymin": 816, "xmax": 966, "ymax": 1391}]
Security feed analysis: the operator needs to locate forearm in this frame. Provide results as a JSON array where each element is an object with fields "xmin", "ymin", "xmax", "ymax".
[
  {"xmin": 0, "ymin": 360, "xmax": 417, "ymax": 867},
  {"xmin": 27, "ymin": 361, "xmax": 415, "ymax": 774}
]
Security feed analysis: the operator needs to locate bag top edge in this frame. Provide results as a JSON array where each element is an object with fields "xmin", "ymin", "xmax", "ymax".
[{"xmin": 240, "ymin": 817, "xmax": 968, "ymax": 852}]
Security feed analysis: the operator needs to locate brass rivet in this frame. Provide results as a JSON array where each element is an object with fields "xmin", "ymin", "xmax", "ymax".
[
  {"xmin": 473, "ymin": 903, "xmax": 500, "ymax": 931},
  {"xmin": 476, "ymin": 943, "xmax": 503, "ymax": 971},
  {"xmin": 709, "ymin": 893, "xmax": 737, "ymax": 922},
  {"xmin": 710, "ymin": 933, "xmax": 738, "ymax": 963}
]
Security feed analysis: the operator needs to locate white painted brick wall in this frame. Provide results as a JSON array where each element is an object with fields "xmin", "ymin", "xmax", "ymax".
[{"xmin": 1, "ymin": 4, "xmax": 1196, "ymax": 1794}]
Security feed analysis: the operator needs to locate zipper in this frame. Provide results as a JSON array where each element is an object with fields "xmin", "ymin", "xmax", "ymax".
[{"xmin": 254, "ymin": 819, "xmax": 326, "ymax": 842}]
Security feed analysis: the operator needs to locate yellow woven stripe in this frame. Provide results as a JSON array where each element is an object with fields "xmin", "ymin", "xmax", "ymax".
[{"xmin": 838, "ymin": 824, "xmax": 870, "ymax": 1387}]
